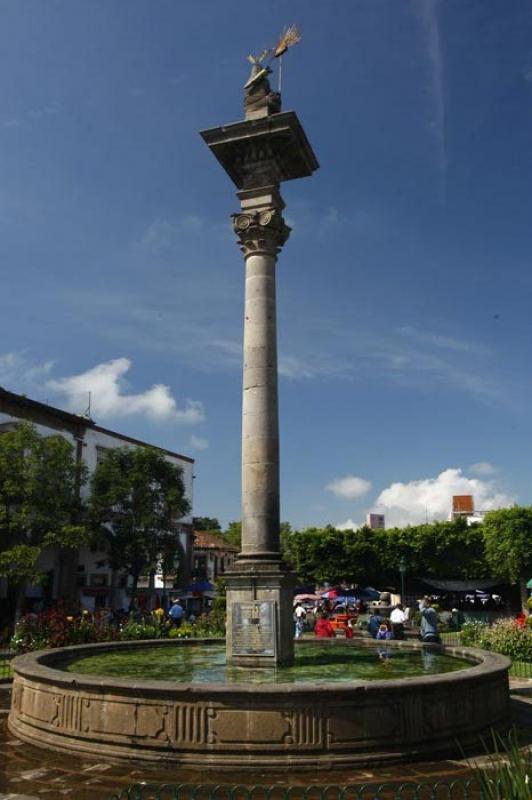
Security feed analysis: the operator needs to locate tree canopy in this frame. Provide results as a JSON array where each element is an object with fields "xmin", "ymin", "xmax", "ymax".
[
  {"xmin": 193, "ymin": 516, "xmax": 221, "ymax": 531},
  {"xmin": 0, "ymin": 423, "xmax": 87, "ymax": 610},
  {"xmin": 89, "ymin": 446, "xmax": 190, "ymax": 608},
  {"xmin": 281, "ymin": 518, "xmax": 490, "ymax": 588},
  {"xmin": 482, "ymin": 506, "xmax": 532, "ymax": 611}
]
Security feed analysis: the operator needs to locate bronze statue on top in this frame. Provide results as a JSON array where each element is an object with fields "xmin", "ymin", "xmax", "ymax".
[{"xmin": 243, "ymin": 25, "xmax": 301, "ymax": 120}]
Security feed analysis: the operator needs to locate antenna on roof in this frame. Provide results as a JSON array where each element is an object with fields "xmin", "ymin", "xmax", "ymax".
[{"xmin": 83, "ymin": 391, "xmax": 92, "ymax": 419}]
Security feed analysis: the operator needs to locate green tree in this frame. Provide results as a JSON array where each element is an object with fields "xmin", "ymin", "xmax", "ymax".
[
  {"xmin": 0, "ymin": 422, "xmax": 87, "ymax": 618},
  {"xmin": 193, "ymin": 516, "xmax": 221, "ymax": 531},
  {"xmin": 223, "ymin": 520, "xmax": 291, "ymax": 552},
  {"xmin": 90, "ymin": 446, "xmax": 190, "ymax": 610},
  {"xmin": 482, "ymin": 506, "xmax": 532, "ymax": 612},
  {"xmin": 223, "ymin": 520, "xmax": 241, "ymax": 548}
]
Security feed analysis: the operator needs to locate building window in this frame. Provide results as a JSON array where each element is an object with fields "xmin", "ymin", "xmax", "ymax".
[
  {"xmin": 90, "ymin": 574, "xmax": 108, "ymax": 587},
  {"xmin": 96, "ymin": 446, "xmax": 109, "ymax": 466}
]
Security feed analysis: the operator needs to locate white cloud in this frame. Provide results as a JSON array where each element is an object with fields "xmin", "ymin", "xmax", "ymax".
[
  {"xmin": 190, "ymin": 435, "xmax": 208, "ymax": 450},
  {"xmin": 47, "ymin": 358, "xmax": 204, "ymax": 424},
  {"xmin": 374, "ymin": 467, "xmax": 515, "ymax": 527},
  {"xmin": 326, "ymin": 475, "xmax": 372, "ymax": 499},
  {"xmin": 336, "ymin": 518, "xmax": 361, "ymax": 531},
  {"xmin": 470, "ymin": 462, "xmax": 497, "ymax": 476},
  {"xmin": 0, "ymin": 351, "xmax": 54, "ymax": 394}
]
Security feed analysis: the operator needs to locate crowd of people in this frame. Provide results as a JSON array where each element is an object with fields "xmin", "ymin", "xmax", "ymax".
[{"xmin": 293, "ymin": 596, "xmax": 442, "ymax": 644}]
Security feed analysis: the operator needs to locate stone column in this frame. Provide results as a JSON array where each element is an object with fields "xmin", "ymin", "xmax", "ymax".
[
  {"xmin": 233, "ymin": 188, "xmax": 290, "ymax": 559},
  {"xmin": 223, "ymin": 188, "xmax": 295, "ymax": 667},
  {"xmin": 200, "ymin": 100, "xmax": 318, "ymax": 668}
]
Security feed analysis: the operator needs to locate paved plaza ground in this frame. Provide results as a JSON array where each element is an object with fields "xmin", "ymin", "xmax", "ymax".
[{"xmin": 1, "ymin": 683, "xmax": 531, "ymax": 800}]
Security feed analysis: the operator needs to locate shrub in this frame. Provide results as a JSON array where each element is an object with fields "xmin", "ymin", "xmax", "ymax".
[
  {"xmin": 478, "ymin": 619, "xmax": 532, "ymax": 662},
  {"xmin": 168, "ymin": 623, "xmax": 194, "ymax": 639},
  {"xmin": 460, "ymin": 620, "xmax": 488, "ymax": 647},
  {"xmin": 119, "ymin": 621, "xmax": 160, "ymax": 640}
]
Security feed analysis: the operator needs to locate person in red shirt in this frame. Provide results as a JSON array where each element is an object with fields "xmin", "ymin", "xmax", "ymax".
[
  {"xmin": 344, "ymin": 618, "xmax": 354, "ymax": 639},
  {"xmin": 314, "ymin": 612, "xmax": 335, "ymax": 638}
]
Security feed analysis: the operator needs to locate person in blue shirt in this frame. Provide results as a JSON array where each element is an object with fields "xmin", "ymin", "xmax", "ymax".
[
  {"xmin": 168, "ymin": 599, "xmax": 184, "ymax": 627},
  {"xmin": 367, "ymin": 612, "xmax": 384, "ymax": 638},
  {"xmin": 419, "ymin": 597, "xmax": 441, "ymax": 644}
]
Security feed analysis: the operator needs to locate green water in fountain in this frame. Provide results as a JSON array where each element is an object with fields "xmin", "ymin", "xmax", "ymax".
[{"xmin": 63, "ymin": 643, "xmax": 472, "ymax": 684}]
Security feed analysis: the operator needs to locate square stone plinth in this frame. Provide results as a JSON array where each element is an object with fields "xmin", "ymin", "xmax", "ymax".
[
  {"xmin": 200, "ymin": 111, "xmax": 319, "ymax": 190},
  {"xmin": 225, "ymin": 559, "xmax": 295, "ymax": 667}
]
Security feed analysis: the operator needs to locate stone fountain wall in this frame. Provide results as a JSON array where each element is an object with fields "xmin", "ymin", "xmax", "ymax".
[{"xmin": 8, "ymin": 638, "xmax": 511, "ymax": 769}]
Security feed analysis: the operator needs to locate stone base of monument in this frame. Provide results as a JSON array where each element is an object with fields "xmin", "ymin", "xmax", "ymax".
[
  {"xmin": 8, "ymin": 639, "xmax": 511, "ymax": 769},
  {"xmin": 225, "ymin": 558, "xmax": 295, "ymax": 666}
]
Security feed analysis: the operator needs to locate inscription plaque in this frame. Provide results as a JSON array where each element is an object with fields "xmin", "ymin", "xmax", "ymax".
[{"xmin": 232, "ymin": 600, "xmax": 277, "ymax": 657}]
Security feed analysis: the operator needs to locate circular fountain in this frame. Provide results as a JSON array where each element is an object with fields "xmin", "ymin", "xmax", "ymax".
[{"xmin": 8, "ymin": 637, "xmax": 510, "ymax": 768}]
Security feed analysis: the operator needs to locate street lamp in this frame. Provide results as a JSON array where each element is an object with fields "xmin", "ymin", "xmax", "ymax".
[{"xmin": 398, "ymin": 557, "xmax": 406, "ymax": 602}]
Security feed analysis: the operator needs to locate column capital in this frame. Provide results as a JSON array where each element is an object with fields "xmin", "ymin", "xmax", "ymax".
[{"xmin": 232, "ymin": 207, "xmax": 290, "ymax": 258}]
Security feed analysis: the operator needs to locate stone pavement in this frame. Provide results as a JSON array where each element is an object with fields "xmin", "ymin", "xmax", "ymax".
[{"xmin": 1, "ymin": 681, "xmax": 531, "ymax": 800}]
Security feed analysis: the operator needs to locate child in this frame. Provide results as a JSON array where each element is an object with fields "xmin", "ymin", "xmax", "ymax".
[
  {"xmin": 376, "ymin": 622, "xmax": 393, "ymax": 640},
  {"xmin": 344, "ymin": 618, "xmax": 355, "ymax": 639}
]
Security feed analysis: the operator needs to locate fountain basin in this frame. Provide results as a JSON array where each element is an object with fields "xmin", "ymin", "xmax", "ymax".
[{"xmin": 8, "ymin": 638, "xmax": 511, "ymax": 769}]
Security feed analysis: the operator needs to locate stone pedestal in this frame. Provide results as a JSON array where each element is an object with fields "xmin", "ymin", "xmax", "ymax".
[
  {"xmin": 201, "ymin": 92, "xmax": 318, "ymax": 667},
  {"xmin": 225, "ymin": 559, "xmax": 295, "ymax": 667}
]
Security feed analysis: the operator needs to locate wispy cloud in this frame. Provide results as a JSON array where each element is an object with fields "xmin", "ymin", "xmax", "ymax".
[
  {"xmin": 190, "ymin": 435, "xmax": 209, "ymax": 450},
  {"xmin": 469, "ymin": 461, "xmax": 497, "ymax": 476},
  {"xmin": 140, "ymin": 215, "xmax": 204, "ymax": 253},
  {"xmin": 2, "ymin": 101, "xmax": 63, "ymax": 131},
  {"xmin": 416, "ymin": 0, "xmax": 447, "ymax": 194},
  {"xmin": 0, "ymin": 351, "xmax": 54, "ymax": 395},
  {"xmin": 47, "ymin": 358, "xmax": 205, "ymax": 424},
  {"xmin": 326, "ymin": 475, "xmax": 372, "ymax": 499},
  {"xmin": 398, "ymin": 326, "xmax": 487, "ymax": 354}
]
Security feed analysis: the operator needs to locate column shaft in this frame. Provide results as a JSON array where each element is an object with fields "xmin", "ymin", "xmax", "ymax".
[{"xmin": 241, "ymin": 251, "xmax": 279, "ymax": 557}]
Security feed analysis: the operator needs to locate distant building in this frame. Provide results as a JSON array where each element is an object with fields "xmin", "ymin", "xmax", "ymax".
[
  {"xmin": 0, "ymin": 387, "xmax": 194, "ymax": 614},
  {"xmin": 449, "ymin": 495, "xmax": 486, "ymax": 525},
  {"xmin": 367, "ymin": 513, "xmax": 385, "ymax": 530},
  {"xmin": 192, "ymin": 531, "xmax": 239, "ymax": 583}
]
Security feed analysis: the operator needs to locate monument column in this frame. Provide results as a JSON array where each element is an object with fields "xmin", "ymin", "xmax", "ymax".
[
  {"xmin": 234, "ymin": 193, "xmax": 289, "ymax": 560},
  {"xmin": 201, "ymin": 50, "xmax": 318, "ymax": 666}
]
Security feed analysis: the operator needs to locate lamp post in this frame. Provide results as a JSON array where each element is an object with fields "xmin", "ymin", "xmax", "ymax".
[{"xmin": 399, "ymin": 557, "xmax": 406, "ymax": 603}]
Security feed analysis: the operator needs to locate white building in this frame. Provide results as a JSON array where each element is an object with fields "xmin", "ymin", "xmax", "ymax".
[
  {"xmin": 0, "ymin": 387, "xmax": 194, "ymax": 614},
  {"xmin": 366, "ymin": 513, "xmax": 385, "ymax": 530}
]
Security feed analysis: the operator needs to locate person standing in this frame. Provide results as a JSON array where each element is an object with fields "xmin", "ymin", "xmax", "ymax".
[
  {"xmin": 168, "ymin": 599, "xmax": 184, "ymax": 628},
  {"xmin": 390, "ymin": 603, "xmax": 406, "ymax": 640},
  {"xmin": 419, "ymin": 597, "xmax": 441, "ymax": 644},
  {"xmin": 314, "ymin": 612, "xmax": 335, "ymax": 638},
  {"xmin": 294, "ymin": 602, "xmax": 307, "ymax": 639}
]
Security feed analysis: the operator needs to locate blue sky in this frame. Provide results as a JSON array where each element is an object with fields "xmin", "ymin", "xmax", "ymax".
[{"xmin": 1, "ymin": 0, "xmax": 532, "ymax": 529}]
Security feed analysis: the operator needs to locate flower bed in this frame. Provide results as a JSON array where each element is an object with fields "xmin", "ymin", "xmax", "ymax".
[{"xmin": 10, "ymin": 609, "xmax": 224, "ymax": 654}]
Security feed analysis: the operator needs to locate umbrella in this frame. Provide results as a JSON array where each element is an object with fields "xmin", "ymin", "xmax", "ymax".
[
  {"xmin": 321, "ymin": 589, "xmax": 339, "ymax": 599},
  {"xmin": 335, "ymin": 595, "xmax": 358, "ymax": 605},
  {"xmin": 186, "ymin": 581, "xmax": 213, "ymax": 593},
  {"xmin": 360, "ymin": 587, "xmax": 380, "ymax": 600},
  {"xmin": 294, "ymin": 593, "xmax": 320, "ymax": 602}
]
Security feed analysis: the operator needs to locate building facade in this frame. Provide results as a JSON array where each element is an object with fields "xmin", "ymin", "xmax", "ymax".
[
  {"xmin": 0, "ymin": 387, "xmax": 194, "ymax": 615},
  {"xmin": 192, "ymin": 531, "xmax": 239, "ymax": 584}
]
